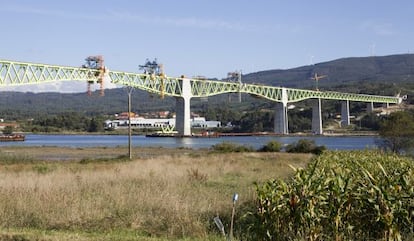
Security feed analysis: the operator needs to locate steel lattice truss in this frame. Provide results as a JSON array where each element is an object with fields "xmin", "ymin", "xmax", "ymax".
[
  {"xmin": 190, "ymin": 80, "xmax": 284, "ymax": 100},
  {"xmin": 110, "ymin": 72, "xmax": 400, "ymax": 104},
  {"xmin": 108, "ymin": 71, "xmax": 182, "ymax": 97},
  {"xmin": 285, "ymin": 88, "xmax": 400, "ymax": 104},
  {"xmin": 0, "ymin": 59, "xmax": 402, "ymax": 104},
  {"xmin": 0, "ymin": 60, "xmax": 100, "ymax": 86}
]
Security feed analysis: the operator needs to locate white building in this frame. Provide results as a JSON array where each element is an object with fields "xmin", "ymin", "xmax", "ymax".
[{"xmin": 104, "ymin": 117, "xmax": 220, "ymax": 130}]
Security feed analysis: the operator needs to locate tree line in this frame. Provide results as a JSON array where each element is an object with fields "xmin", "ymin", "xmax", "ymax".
[
  {"xmin": 13, "ymin": 106, "xmax": 406, "ymax": 135},
  {"xmin": 22, "ymin": 112, "xmax": 106, "ymax": 133}
]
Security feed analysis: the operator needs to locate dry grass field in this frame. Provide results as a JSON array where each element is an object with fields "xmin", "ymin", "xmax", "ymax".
[{"xmin": 0, "ymin": 146, "xmax": 312, "ymax": 240}]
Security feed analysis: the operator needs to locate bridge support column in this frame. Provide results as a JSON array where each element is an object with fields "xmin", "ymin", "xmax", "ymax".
[
  {"xmin": 175, "ymin": 78, "xmax": 192, "ymax": 136},
  {"xmin": 274, "ymin": 88, "xmax": 289, "ymax": 134},
  {"xmin": 367, "ymin": 102, "xmax": 374, "ymax": 113},
  {"xmin": 274, "ymin": 102, "xmax": 288, "ymax": 134},
  {"xmin": 341, "ymin": 100, "xmax": 350, "ymax": 127},
  {"xmin": 312, "ymin": 98, "xmax": 323, "ymax": 135}
]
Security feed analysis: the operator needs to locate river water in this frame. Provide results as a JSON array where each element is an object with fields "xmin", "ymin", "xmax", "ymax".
[{"xmin": 0, "ymin": 134, "xmax": 380, "ymax": 150}]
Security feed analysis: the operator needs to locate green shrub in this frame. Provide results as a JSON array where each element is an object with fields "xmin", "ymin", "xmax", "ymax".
[
  {"xmin": 259, "ymin": 140, "xmax": 282, "ymax": 152},
  {"xmin": 285, "ymin": 139, "xmax": 325, "ymax": 154},
  {"xmin": 312, "ymin": 145, "xmax": 327, "ymax": 155},
  {"xmin": 2, "ymin": 126, "xmax": 13, "ymax": 135},
  {"xmin": 210, "ymin": 142, "xmax": 254, "ymax": 153}
]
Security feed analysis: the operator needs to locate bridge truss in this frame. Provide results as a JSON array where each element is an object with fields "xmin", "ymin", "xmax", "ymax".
[{"xmin": 0, "ymin": 59, "xmax": 403, "ymax": 104}]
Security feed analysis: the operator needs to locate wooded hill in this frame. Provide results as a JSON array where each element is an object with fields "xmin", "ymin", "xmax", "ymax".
[
  {"xmin": 1, "ymin": 54, "xmax": 413, "ymax": 120},
  {"xmin": 242, "ymin": 53, "xmax": 414, "ymax": 90}
]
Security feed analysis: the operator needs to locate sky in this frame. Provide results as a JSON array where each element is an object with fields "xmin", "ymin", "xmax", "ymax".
[{"xmin": 0, "ymin": 0, "xmax": 413, "ymax": 92}]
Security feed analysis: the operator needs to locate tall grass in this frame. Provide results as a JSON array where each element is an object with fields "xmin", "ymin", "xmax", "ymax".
[
  {"xmin": 0, "ymin": 151, "xmax": 311, "ymax": 240},
  {"xmin": 0, "ymin": 150, "xmax": 35, "ymax": 164}
]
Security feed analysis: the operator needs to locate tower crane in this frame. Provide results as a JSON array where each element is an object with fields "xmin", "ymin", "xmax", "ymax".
[{"xmin": 310, "ymin": 73, "xmax": 327, "ymax": 91}]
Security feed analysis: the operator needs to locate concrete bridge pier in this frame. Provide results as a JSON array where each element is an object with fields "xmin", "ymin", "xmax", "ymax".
[
  {"xmin": 274, "ymin": 102, "xmax": 288, "ymax": 134},
  {"xmin": 274, "ymin": 88, "xmax": 289, "ymax": 134},
  {"xmin": 367, "ymin": 102, "xmax": 374, "ymax": 113},
  {"xmin": 341, "ymin": 100, "xmax": 350, "ymax": 127},
  {"xmin": 175, "ymin": 78, "xmax": 193, "ymax": 136},
  {"xmin": 312, "ymin": 98, "xmax": 323, "ymax": 134}
]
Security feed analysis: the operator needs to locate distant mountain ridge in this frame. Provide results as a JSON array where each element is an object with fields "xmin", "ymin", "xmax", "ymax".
[{"xmin": 242, "ymin": 53, "xmax": 414, "ymax": 89}]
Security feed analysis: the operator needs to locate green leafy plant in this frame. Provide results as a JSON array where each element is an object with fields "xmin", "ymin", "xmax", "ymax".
[{"xmin": 247, "ymin": 150, "xmax": 414, "ymax": 240}]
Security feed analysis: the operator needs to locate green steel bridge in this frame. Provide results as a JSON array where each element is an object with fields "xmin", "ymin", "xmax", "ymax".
[
  {"xmin": 0, "ymin": 59, "xmax": 403, "ymax": 104},
  {"xmin": 0, "ymin": 59, "xmax": 405, "ymax": 135}
]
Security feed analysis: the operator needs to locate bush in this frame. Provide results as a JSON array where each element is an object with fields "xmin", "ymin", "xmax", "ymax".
[
  {"xmin": 285, "ymin": 139, "xmax": 325, "ymax": 155},
  {"xmin": 259, "ymin": 140, "xmax": 282, "ymax": 152},
  {"xmin": 378, "ymin": 111, "xmax": 414, "ymax": 154},
  {"xmin": 210, "ymin": 142, "xmax": 254, "ymax": 153},
  {"xmin": 2, "ymin": 126, "xmax": 13, "ymax": 135}
]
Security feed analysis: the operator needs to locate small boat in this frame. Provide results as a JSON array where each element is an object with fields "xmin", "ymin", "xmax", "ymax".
[{"xmin": 0, "ymin": 134, "xmax": 25, "ymax": 142}]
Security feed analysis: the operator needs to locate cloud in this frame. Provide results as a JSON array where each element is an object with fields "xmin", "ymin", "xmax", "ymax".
[
  {"xmin": 360, "ymin": 20, "xmax": 396, "ymax": 36},
  {"xmin": 107, "ymin": 10, "xmax": 262, "ymax": 32},
  {"xmin": 0, "ymin": 3, "xmax": 104, "ymax": 21}
]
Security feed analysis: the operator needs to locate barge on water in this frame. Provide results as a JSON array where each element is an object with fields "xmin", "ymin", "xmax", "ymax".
[
  {"xmin": 146, "ymin": 131, "xmax": 220, "ymax": 138},
  {"xmin": 0, "ymin": 134, "xmax": 25, "ymax": 142}
]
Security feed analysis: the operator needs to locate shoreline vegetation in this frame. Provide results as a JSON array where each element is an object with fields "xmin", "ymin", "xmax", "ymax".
[{"xmin": 0, "ymin": 146, "xmax": 412, "ymax": 240}]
